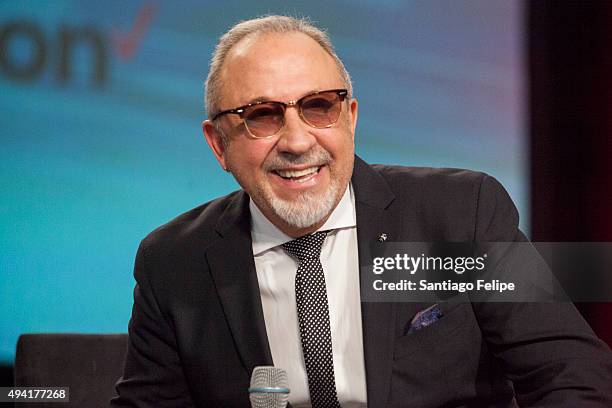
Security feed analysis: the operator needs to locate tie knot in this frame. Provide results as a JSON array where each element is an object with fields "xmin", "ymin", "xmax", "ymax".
[{"xmin": 282, "ymin": 231, "xmax": 328, "ymax": 262}]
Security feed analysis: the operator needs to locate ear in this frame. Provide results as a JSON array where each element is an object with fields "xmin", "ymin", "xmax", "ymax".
[
  {"xmin": 348, "ymin": 98, "xmax": 358, "ymax": 141},
  {"xmin": 203, "ymin": 119, "xmax": 228, "ymax": 171}
]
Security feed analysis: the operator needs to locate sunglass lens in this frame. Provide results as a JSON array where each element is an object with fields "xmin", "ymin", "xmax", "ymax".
[
  {"xmin": 301, "ymin": 91, "xmax": 342, "ymax": 127},
  {"xmin": 244, "ymin": 103, "xmax": 285, "ymax": 137}
]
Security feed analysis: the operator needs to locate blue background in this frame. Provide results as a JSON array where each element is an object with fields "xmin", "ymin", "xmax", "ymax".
[{"xmin": 0, "ymin": 0, "xmax": 525, "ymax": 364}]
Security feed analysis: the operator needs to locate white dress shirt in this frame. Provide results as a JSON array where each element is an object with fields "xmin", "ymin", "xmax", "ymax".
[{"xmin": 250, "ymin": 183, "xmax": 367, "ymax": 407}]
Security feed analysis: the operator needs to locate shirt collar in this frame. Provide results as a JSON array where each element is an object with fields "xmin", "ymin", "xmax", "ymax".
[{"xmin": 250, "ymin": 183, "xmax": 356, "ymax": 256}]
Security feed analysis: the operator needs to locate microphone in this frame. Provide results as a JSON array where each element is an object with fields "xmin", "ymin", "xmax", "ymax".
[{"xmin": 249, "ymin": 366, "xmax": 290, "ymax": 408}]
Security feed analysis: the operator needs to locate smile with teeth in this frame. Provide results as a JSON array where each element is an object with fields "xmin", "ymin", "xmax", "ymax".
[{"xmin": 274, "ymin": 166, "xmax": 321, "ymax": 182}]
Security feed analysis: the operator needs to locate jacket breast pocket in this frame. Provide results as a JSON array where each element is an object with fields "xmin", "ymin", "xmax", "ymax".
[
  {"xmin": 393, "ymin": 302, "xmax": 475, "ymax": 360},
  {"xmin": 388, "ymin": 303, "xmax": 486, "ymax": 405}
]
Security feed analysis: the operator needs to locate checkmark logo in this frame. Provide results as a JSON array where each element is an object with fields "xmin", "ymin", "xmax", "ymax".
[{"xmin": 112, "ymin": 2, "xmax": 156, "ymax": 60}]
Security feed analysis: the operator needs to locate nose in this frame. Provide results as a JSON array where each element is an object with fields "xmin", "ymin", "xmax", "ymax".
[{"xmin": 275, "ymin": 106, "xmax": 317, "ymax": 155}]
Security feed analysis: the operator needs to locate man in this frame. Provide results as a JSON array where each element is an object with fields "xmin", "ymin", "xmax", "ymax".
[{"xmin": 112, "ymin": 16, "xmax": 612, "ymax": 407}]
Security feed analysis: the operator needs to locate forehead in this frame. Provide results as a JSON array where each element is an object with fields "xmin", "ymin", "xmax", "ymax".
[{"xmin": 219, "ymin": 31, "xmax": 342, "ymax": 107}]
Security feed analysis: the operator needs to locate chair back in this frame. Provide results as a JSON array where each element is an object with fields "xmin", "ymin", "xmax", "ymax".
[{"xmin": 15, "ymin": 333, "xmax": 128, "ymax": 407}]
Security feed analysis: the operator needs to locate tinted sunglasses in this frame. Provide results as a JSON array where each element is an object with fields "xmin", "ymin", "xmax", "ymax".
[{"xmin": 211, "ymin": 89, "xmax": 349, "ymax": 138}]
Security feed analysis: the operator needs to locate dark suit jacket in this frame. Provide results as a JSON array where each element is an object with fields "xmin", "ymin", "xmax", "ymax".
[{"xmin": 112, "ymin": 156, "xmax": 612, "ymax": 407}]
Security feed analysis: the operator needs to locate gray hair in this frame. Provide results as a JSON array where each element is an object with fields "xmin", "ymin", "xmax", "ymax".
[{"xmin": 204, "ymin": 15, "xmax": 353, "ymax": 120}]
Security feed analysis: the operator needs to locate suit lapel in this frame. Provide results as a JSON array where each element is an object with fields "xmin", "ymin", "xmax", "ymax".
[
  {"xmin": 352, "ymin": 156, "xmax": 400, "ymax": 407},
  {"xmin": 206, "ymin": 191, "xmax": 274, "ymax": 375}
]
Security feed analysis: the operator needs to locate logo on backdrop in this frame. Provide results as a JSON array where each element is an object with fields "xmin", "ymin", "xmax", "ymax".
[{"xmin": 0, "ymin": 3, "xmax": 156, "ymax": 86}]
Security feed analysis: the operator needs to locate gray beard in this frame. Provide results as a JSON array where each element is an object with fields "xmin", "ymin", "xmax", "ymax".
[
  {"xmin": 258, "ymin": 148, "xmax": 341, "ymax": 229},
  {"xmin": 265, "ymin": 181, "xmax": 340, "ymax": 229}
]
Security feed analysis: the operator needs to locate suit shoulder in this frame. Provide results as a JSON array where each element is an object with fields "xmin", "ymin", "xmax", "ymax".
[
  {"xmin": 368, "ymin": 164, "xmax": 517, "ymax": 240},
  {"xmin": 139, "ymin": 190, "xmax": 241, "ymax": 253},
  {"xmin": 370, "ymin": 163, "xmax": 488, "ymax": 195}
]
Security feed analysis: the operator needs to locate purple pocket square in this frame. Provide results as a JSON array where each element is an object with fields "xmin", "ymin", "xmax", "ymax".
[{"xmin": 406, "ymin": 304, "xmax": 443, "ymax": 334}]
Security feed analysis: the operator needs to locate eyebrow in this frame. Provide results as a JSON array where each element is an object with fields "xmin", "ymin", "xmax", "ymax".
[{"xmin": 243, "ymin": 88, "xmax": 322, "ymax": 106}]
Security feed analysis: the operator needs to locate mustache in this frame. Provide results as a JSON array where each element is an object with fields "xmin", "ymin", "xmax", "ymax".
[{"xmin": 263, "ymin": 149, "xmax": 332, "ymax": 171}]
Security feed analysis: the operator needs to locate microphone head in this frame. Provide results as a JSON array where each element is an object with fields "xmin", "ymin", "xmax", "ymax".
[{"xmin": 249, "ymin": 366, "xmax": 290, "ymax": 408}]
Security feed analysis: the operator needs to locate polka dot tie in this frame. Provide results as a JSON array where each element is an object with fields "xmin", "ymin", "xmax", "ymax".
[{"xmin": 282, "ymin": 231, "xmax": 341, "ymax": 408}]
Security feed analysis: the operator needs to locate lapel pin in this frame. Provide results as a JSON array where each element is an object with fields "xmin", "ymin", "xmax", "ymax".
[{"xmin": 377, "ymin": 233, "xmax": 388, "ymax": 242}]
